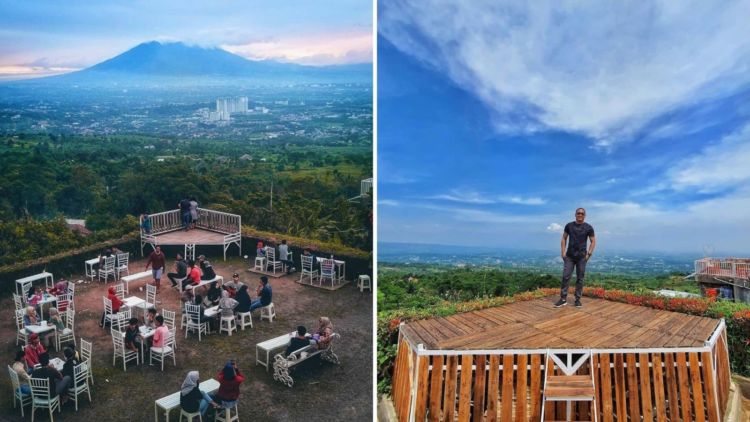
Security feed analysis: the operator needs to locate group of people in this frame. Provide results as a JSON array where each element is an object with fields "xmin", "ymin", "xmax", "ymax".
[
  {"xmin": 123, "ymin": 309, "xmax": 171, "ymax": 362},
  {"xmin": 286, "ymin": 317, "xmax": 335, "ymax": 356},
  {"xmin": 255, "ymin": 239, "xmax": 297, "ymax": 274},
  {"xmin": 13, "ymin": 336, "xmax": 82, "ymax": 404},
  {"xmin": 180, "ymin": 361, "xmax": 244, "ymax": 418},
  {"xmin": 178, "ymin": 197, "xmax": 200, "ymax": 231}
]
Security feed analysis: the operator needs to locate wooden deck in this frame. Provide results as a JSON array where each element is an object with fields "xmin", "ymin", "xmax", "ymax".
[
  {"xmin": 401, "ymin": 296, "xmax": 720, "ymax": 350},
  {"xmin": 152, "ymin": 228, "xmax": 226, "ymax": 245}
]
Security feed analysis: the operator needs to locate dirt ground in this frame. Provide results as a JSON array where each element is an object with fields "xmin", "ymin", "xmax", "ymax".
[
  {"xmin": 0, "ymin": 257, "xmax": 373, "ymax": 421},
  {"xmin": 736, "ymin": 375, "xmax": 750, "ymax": 420}
]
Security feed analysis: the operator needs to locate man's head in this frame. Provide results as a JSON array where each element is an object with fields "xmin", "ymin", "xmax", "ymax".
[
  {"xmin": 176, "ymin": 253, "xmax": 183, "ymax": 260},
  {"xmin": 233, "ymin": 273, "xmax": 240, "ymax": 282},
  {"xmin": 39, "ymin": 352, "xmax": 50, "ymax": 367},
  {"xmin": 198, "ymin": 255, "xmax": 205, "ymax": 262},
  {"xmin": 297, "ymin": 325, "xmax": 307, "ymax": 336},
  {"xmin": 155, "ymin": 315, "xmax": 164, "ymax": 326},
  {"xmin": 575, "ymin": 208, "xmax": 586, "ymax": 223},
  {"xmin": 29, "ymin": 333, "xmax": 40, "ymax": 346},
  {"xmin": 188, "ymin": 259, "xmax": 195, "ymax": 268},
  {"xmin": 155, "ymin": 245, "xmax": 161, "ymax": 254},
  {"xmin": 15, "ymin": 350, "xmax": 25, "ymax": 362},
  {"xmin": 281, "ymin": 240, "xmax": 287, "ymax": 245},
  {"xmin": 147, "ymin": 308, "xmax": 157, "ymax": 317},
  {"xmin": 260, "ymin": 276, "xmax": 269, "ymax": 286},
  {"xmin": 303, "ymin": 248, "xmax": 310, "ymax": 255},
  {"xmin": 128, "ymin": 317, "xmax": 139, "ymax": 327}
]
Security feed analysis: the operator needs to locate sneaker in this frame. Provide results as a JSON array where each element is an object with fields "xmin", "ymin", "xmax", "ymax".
[
  {"xmin": 554, "ymin": 299, "xmax": 567, "ymax": 308},
  {"xmin": 574, "ymin": 300, "xmax": 582, "ymax": 308}
]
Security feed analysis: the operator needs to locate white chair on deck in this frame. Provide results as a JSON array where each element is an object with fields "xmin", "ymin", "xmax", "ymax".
[
  {"xmin": 150, "ymin": 328, "xmax": 176, "ymax": 371},
  {"xmin": 68, "ymin": 361, "xmax": 91, "ymax": 411},
  {"xmin": 98, "ymin": 255, "xmax": 116, "ymax": 283},
  {"xmin": 30, "ymin": 377, "xmax": 60, "ymax": 421},
  {"xmin": 112, "ymin": 330, "xmax": 139, "ymax": 371},
  {"xmin": 116, "ymin": 252, "xmax": 130, "ymax": 279},
  {"xmin": 265, "ymin": 248, "xmax": 282, "ymax": 275},
  {"xmin": 56, "ymin": 308, "xmax": 75, "ymax": 350},
  {"xmin": 8, "ymin": 365, "xmax": 32, "ymax": 417},
  {"xmin": 300, "ymin": 255, "xmax": 319, "ymax": 285},
  {"xmin": 80, "ymin": 338, "xmax": 94, "ymax": 385}
]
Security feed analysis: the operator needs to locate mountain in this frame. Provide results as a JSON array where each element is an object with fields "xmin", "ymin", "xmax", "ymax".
[{"xmin": 22, "ymin": 41, "xmax": 371, "ymax": 84}]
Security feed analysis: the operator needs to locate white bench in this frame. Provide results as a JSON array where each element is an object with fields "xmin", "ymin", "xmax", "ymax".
[
  {"xmin": 256, "ymin": 332, "xmax": 295, "ymax": 371},
  {"xmin": 154, "ymin": 378, "xmax": 219, "ymax": 422},
  {"xmin": 16, "ymin": 272, "xmax": 54, "ymax": 295},
  {"xmin": 183, "ymin": 275, "xmax": 224, "ymax": 292},
  {"xmin": 272, "ymin": 333, "xmax": 341, "ymax": 387},
  {"xmin": 121, "ymin": 271, "xmax": 152, "ymax": 294}
]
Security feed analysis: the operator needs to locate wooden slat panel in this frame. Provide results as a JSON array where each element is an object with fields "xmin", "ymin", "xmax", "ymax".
[
  {"xmin": 700, "ymin": 351, "xmax": 719, "ymax": 422},
  {"xmin": 530, "ymin": 354, "xmax": 542, "ymax": 421},
  {"xmin": 516, "ymin": 354, "xmax": 528, "ymax": 422},
  {"xmin": 473, "ymin": 355, "xmax": 487, "ymax": 422},
  {"xmin": 626, "ymin": 354, "xmax": 641, "ymax": 420},
  {"xmin": 651, "ymin": 353, "xmax": 666, "ymax": 422},
  {"xmin": 545, "ymin": 356, "xmax": 556, "ymax": 421},
  {"xmin": 688, "ymin": 352, "xmax": 706, "ymax": 422},
  {"xmin": 428, "ymin": 355, "xmax": 444, "ymax": 422},
  {"xmin": 486, "ymin": 355, "xmax": 501, "ymax": 422},
  {"xmin": 613, "ymin": 354, "xmax": 627, "ymax": 422},
  {"xmin": 555, "ymin": 366, "xmax": 565, "ymax": 418},
  {"xmin": 500, "ymin": 355, "xmax": 514, "ymax": 421},
  {"xmin": 676, "ymin": 352, "xmax": 692, "ymax": 422},
  {"xmin": 639, "ymin": 353, "xmax": 654, "ymax": 421},
  {"xmin": 599, "ymin": 354, "xmax": 613, "ymax": 422},
  {"xmin": 394, "ymin": 340, "xmax": 411, "ymax": 422},
  {"xmin": 442, "ymin": 356, "xmax": 458, "ymax": 422},
  {"xmin": 414, "ymin": 355, "xmax": 430, "ymax": 422},
  {"xmin": 591, "ymin": 354, "xmax": 600, "ymax": 422},
  {"xmin": 664, "ymin": 353, "xmax": 680, "ymax": 422},
  {"xmin": 457, "ymin": 355, "xmax": 473, "ymax": 422}
]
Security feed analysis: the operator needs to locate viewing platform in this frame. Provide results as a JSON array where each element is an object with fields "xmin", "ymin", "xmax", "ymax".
[
  {"xmin": 694, "ymin": 257, "xmax": 750, "ymax": 303},
  {"xmin": 140, "ymin": 208, "xmax": 241, "ymax": 260},
  {"xmin": 392, "ymin": 297, "xmax": 731, "ymax": 422}
]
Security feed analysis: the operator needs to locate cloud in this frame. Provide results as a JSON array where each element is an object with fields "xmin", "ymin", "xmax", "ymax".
[
  {"xmin": 667, "ymin": 123, "xmax": 750, "ymax": 193},
  {"xmin": 428, "ymin": 189, "xmax": 546, "ymax": 205},
  {"xmin": 380, "ymin": 1, "xmax": 750, "ymax": 147},
  {"xmin": 546, "ymin": 223, "xmax": 563, "ymax": 233},
  {"xmin": 379, "ymin": 199, "xmax": 400, "ymax": 207},
  {"xmin": 222, "ymin": 29, "xmax": 372, "ymax": 66}
]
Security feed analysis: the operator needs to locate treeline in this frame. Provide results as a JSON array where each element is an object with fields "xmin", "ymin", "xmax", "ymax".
[{"xmin": 0, "ymin": 134, "xmax": 371, "ymax": 265}]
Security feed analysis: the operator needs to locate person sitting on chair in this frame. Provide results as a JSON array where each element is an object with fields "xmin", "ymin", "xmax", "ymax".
[
  {"xmin": 213, "ymin": 361, "xmax": 244, "ymax": 413},
  {"xmin": 313, "ymin": 316, "xmax": 334, "ymax": 349},
  {"xmin": 24, "ymin": 333, "xmax": 46, "ymax": 368},
  {"xmin": 286, "ymin": 326, "xmax": 312, "ymax": 356},
  {"xmin": 12, "ymin": 350, "xmax": 32, "ymax": 391},
  {"xmin": 249, "ymin": 276, "xmax": 272, "ymax": 312},
  {"xmin": 100, "ymin": 286, "xmax": 122, "ymax": 327},
  {"xmin": 278, "ymin": 240, "xmax": 296, "ymax": 273},
  {"xmin": 198, "ymin": 255, "xmax": 216, "ymax": 281},
  {"xmin": 184, "ymin": 259, "xmax": 201, "ymax": 291},
  {"xmin": 167, "ymin": 253, "xmax": 188, "ymax": 288},
  {"xmin": 124, "ymin": 317, "xmax": 142, "ymax": 360},
  {"xmin": 180, "ymin": 371, "xmax": 220, "ymax": 417},
  {"xmin": 234, "ymin": 285, "xmax": 252, "ymax": 314},
  {"xmin": 31, "ymin": 352, "xmax": 71, "ymax": 403}
]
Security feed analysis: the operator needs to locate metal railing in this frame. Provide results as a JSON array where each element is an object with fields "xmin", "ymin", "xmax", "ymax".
[
  {"xmin": 360, "ymin": 178, "xmax": 373, "ymax": 196},
  {"xmin": 695, "ymin": 258, "xmax": 750, "ymax": 279}
]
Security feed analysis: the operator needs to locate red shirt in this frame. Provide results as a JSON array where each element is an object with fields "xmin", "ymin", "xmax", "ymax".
[
  {"xmin": 152, "ymin": 326, "xmax": 170, "ymax": 348},
  {"xmin": 189, "ymin": 267, "xmax": 201, "ymax": 285},
  {"xmin": 108, "ymin": 292, "xmax": 123, "ymax": 312},
  {"xmin": 24, "ymin": 343, "xmax": 46, "ymax": 367},
  {"xmin": 146, "ymin": 251, "xmax": 166, "ymax": 270},
  {"xmin": 216, "ymin": 370, "xmax": 245, "ymax": 401}
]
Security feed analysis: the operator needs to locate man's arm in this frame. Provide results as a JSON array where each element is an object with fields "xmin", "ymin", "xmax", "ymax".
[
  {"xmin": 560, "ymin": 232, "xmax": 568, "ymax": 259},
  {"xmin": 587, "ymin": 235, "xmax": 596, "ymax": 260}
]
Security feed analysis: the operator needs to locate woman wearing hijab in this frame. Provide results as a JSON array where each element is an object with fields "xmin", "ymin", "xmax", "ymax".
[
  {"xmin": 180, "ymin": 371, "xmax": 220, "ymax": 416},
  {"xmin": 48, "ymin": 307, "xmax": 65, "ymax": 331},
  {"xmin": 234, "ymin": 284, "xmax": 252, "ymax": 313},
  {"xmin": 100, "ymin": 286, "xmax": 123, "ymax": 327},
  {"xmin": 314, "ymin": 316, "xmax": 334, "ymax": 349},
  {"xmin": 214, "ymin": 361, "xmax": 245, "ymax": 411},
  {"xmin": 218, "ymin": 290, "xmax": 238, "ymax": 319}
]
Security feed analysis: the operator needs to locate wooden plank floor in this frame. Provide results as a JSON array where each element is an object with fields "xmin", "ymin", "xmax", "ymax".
[
  {"xmin": 152, "ymin": 228, "xmax": 226, "ymax": 245},
  {"xmin": 401, "ymin": 296, "xmax": 720, "ymax": 350}
]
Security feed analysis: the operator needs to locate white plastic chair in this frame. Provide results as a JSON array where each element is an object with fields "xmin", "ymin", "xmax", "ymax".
[
  {"xmin": 180, "ymin": 408, "xmax": 203, "ymax": 421},
  {"xmin": 112, "ymin": 330, "xmax": 139, "ymax": 371},
  {"xmin": 102, "ymin": 297, "xmax": 117, "ymax": 328},
  {"xmin": 320, "ymin": 259, "xmax": 336, "ymax": 286},
  {"xmin": 98, "ymin": 255, "xmax": 116, "ymax": 283},
  {"xmin": 68, "ymin": 361, "xmax": 91, "ymax": 411},
  {"xmin": 357, "ymin": 275, "xmax": 371, "ymax": 292},
  {"xmin": 300, "ymin": 255, "xmax": 319, "ymax": 284},
  {"xmin": 56, "ymin": 293, "xmax": 73, "ymax": 315},
  {"xmin": 150, "ymin": 328, "xmax": 176, "ymax": 371},
  {"xmin": 30, "ymin": 377, "xmax": 61, "ymax": 422},
  {"xmin": 116, "ymin": 252, "xmax": 130, "ymax": 279},
  {"xmin": 8, "ymin": 365, "xmax": 32, "ymax": 417},
  {"xmin": 219, "ymin": 315, "xmax": 237, "ymax": 336},
  {"xmin": 15, "ymin": 309, "xmax": 29, "ymax": 346},
  {"xmin": 114, "ymin": 283, "xmax": 125, "ymax": 300},
  {"xmin": 162, "ymin": 309, "xmax": 176, "ymax": 330},
  {"xmin": 265, "ymin": 248, "xmax": 282, "ymax": 275},
  {"xmin": 236, "ymin": 310, "xmax": 253, "ymax": 330},
  {"xmin": 56, "ymin": 308, "xmax": 75, "ymax": 350},
  {"xmin": 80, "ymin": 338, "xmax": 94, "ymax": 385},
  {"xmin": 67, "ymin": 281, "xmax": 75, "ymax": 297},
  {"xmin": 184, "ymin": 304, "xmax": 208, "ymax": 341},
  {"xmin": 260, "ymin": 303, "xmax": 276, "ymax": 322},
  {"xmin": 13, "ymin": 293, "xmax": 24, "ymax": 311}
]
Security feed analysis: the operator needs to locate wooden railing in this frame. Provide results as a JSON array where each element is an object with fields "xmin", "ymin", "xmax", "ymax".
[{"xmin": 695, "ymin": 258, "xmax": 750, "ymax": 279}]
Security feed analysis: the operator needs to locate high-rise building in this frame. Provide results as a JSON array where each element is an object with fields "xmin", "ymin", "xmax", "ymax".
[{"xmin": 216, "ymin": 96, "xmax": 249, "ymax": 115}]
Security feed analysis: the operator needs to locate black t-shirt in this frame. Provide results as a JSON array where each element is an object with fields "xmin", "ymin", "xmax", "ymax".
[
  {"xmin": 180, "ymin": 386, "xmax": 202, "ymax": 413},
  {"xmin": 200, "ymin": 261, "xmax": 216, "ymax": 280},
  {"xmin": 31, "ymin": 366, "xmax": 61, "ymax": 395},
  {"xmin": 286, "ymin": 336, "xmax": 310, "ymax": 356},
  {"xmin": 175, "ymin": 259, "xmax": 188, "ymax": 277},
  {"xmin": 125, "ymin": 326, "xmax": 139, "ymax": 347},
  {"xmin": 179, "ymin": 199, "xmax": 191, "ymax": 212},
  {"xmin": 565, "ymin": 222, "xmax": 594, "ymax": 258}
]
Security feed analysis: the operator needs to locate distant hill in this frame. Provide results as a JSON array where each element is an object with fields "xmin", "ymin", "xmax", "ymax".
[{"xmin": 15, "ymin": 41, "xmax": 371, "ymax": 85}]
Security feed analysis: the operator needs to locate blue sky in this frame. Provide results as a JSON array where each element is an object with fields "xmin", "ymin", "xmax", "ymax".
[
  {"xmin": 378, "ymin": 1, "xmax": 750, "ymax": 254},
  {"xmin": 0, "ymin": 0, "xmax": 372, "ymax": 79}
]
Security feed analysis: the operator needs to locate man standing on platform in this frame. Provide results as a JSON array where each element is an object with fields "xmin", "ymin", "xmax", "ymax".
[
  {"xmin": 554, "ymin": 208, "xmax": 596, "ymax": 309},
  {"xmin": 146, "ymin": 245, "xmax": 166, "ymax": 292}
]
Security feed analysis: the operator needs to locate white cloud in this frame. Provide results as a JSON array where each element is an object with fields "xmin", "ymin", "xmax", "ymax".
[
  {"xmin": 379, "ymin": 199, "xmax": 400, "ymax": 207},
  {"xmin": 668, "ymin": 123, "xmax": 750, "ymax": 192},
  {"xmin": 546, "ymin": 223, "xmax": 563, "ymax": 233},
  {"xmin": 429, "ymin": 189, "xmax": 546, "ymax": 205},
  {"xmin": 380, "ymin": 1, "xmax": 750, "ymax": 147}
]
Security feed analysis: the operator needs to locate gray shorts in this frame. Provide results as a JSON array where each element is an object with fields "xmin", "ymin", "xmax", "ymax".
[{"xmin": 153, "ymin": 268, "xmax": 163, "ymax": 279}]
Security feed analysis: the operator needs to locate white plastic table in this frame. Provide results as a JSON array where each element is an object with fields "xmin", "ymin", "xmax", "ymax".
[
  {"xmin": 84, "ymin": 257, "xmax": 100, "ymax": 281},
  {"xmin": 184, "ymin": 275, "xmax": 223, "ymax": 292},
  {"xmin": 49, "ymin": 357, "xmax": 65, "ymax": 371},
  {"xmin": 256, "ymin": 331, "xmax": 295, "ymax": 371},
  {"xmin": 16, "ymin": 272, "xmax": 54, "ymax": 295},
  {"xmin": 316, "ymin": 257, "xmax": 346, "ymax": 282},
  {"xmin": 121, "ymin": 271, "xmax": 152, "ymax": 294},
  {"xmin": 25, "ymin": 322, "xmax": 57, "ymax": 347},
  {"xmin": 122, "ymin": 296, "xmax": 145, "ymax": 309},
  {"xmin": 154, "ymin": 378, "xmax": 219, "ymax": 422}
]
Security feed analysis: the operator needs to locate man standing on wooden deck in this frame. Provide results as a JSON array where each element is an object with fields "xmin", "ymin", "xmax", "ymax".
[{"xmin": 555, "ymin": 208, "xmax": 596, "ymax": 309}]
